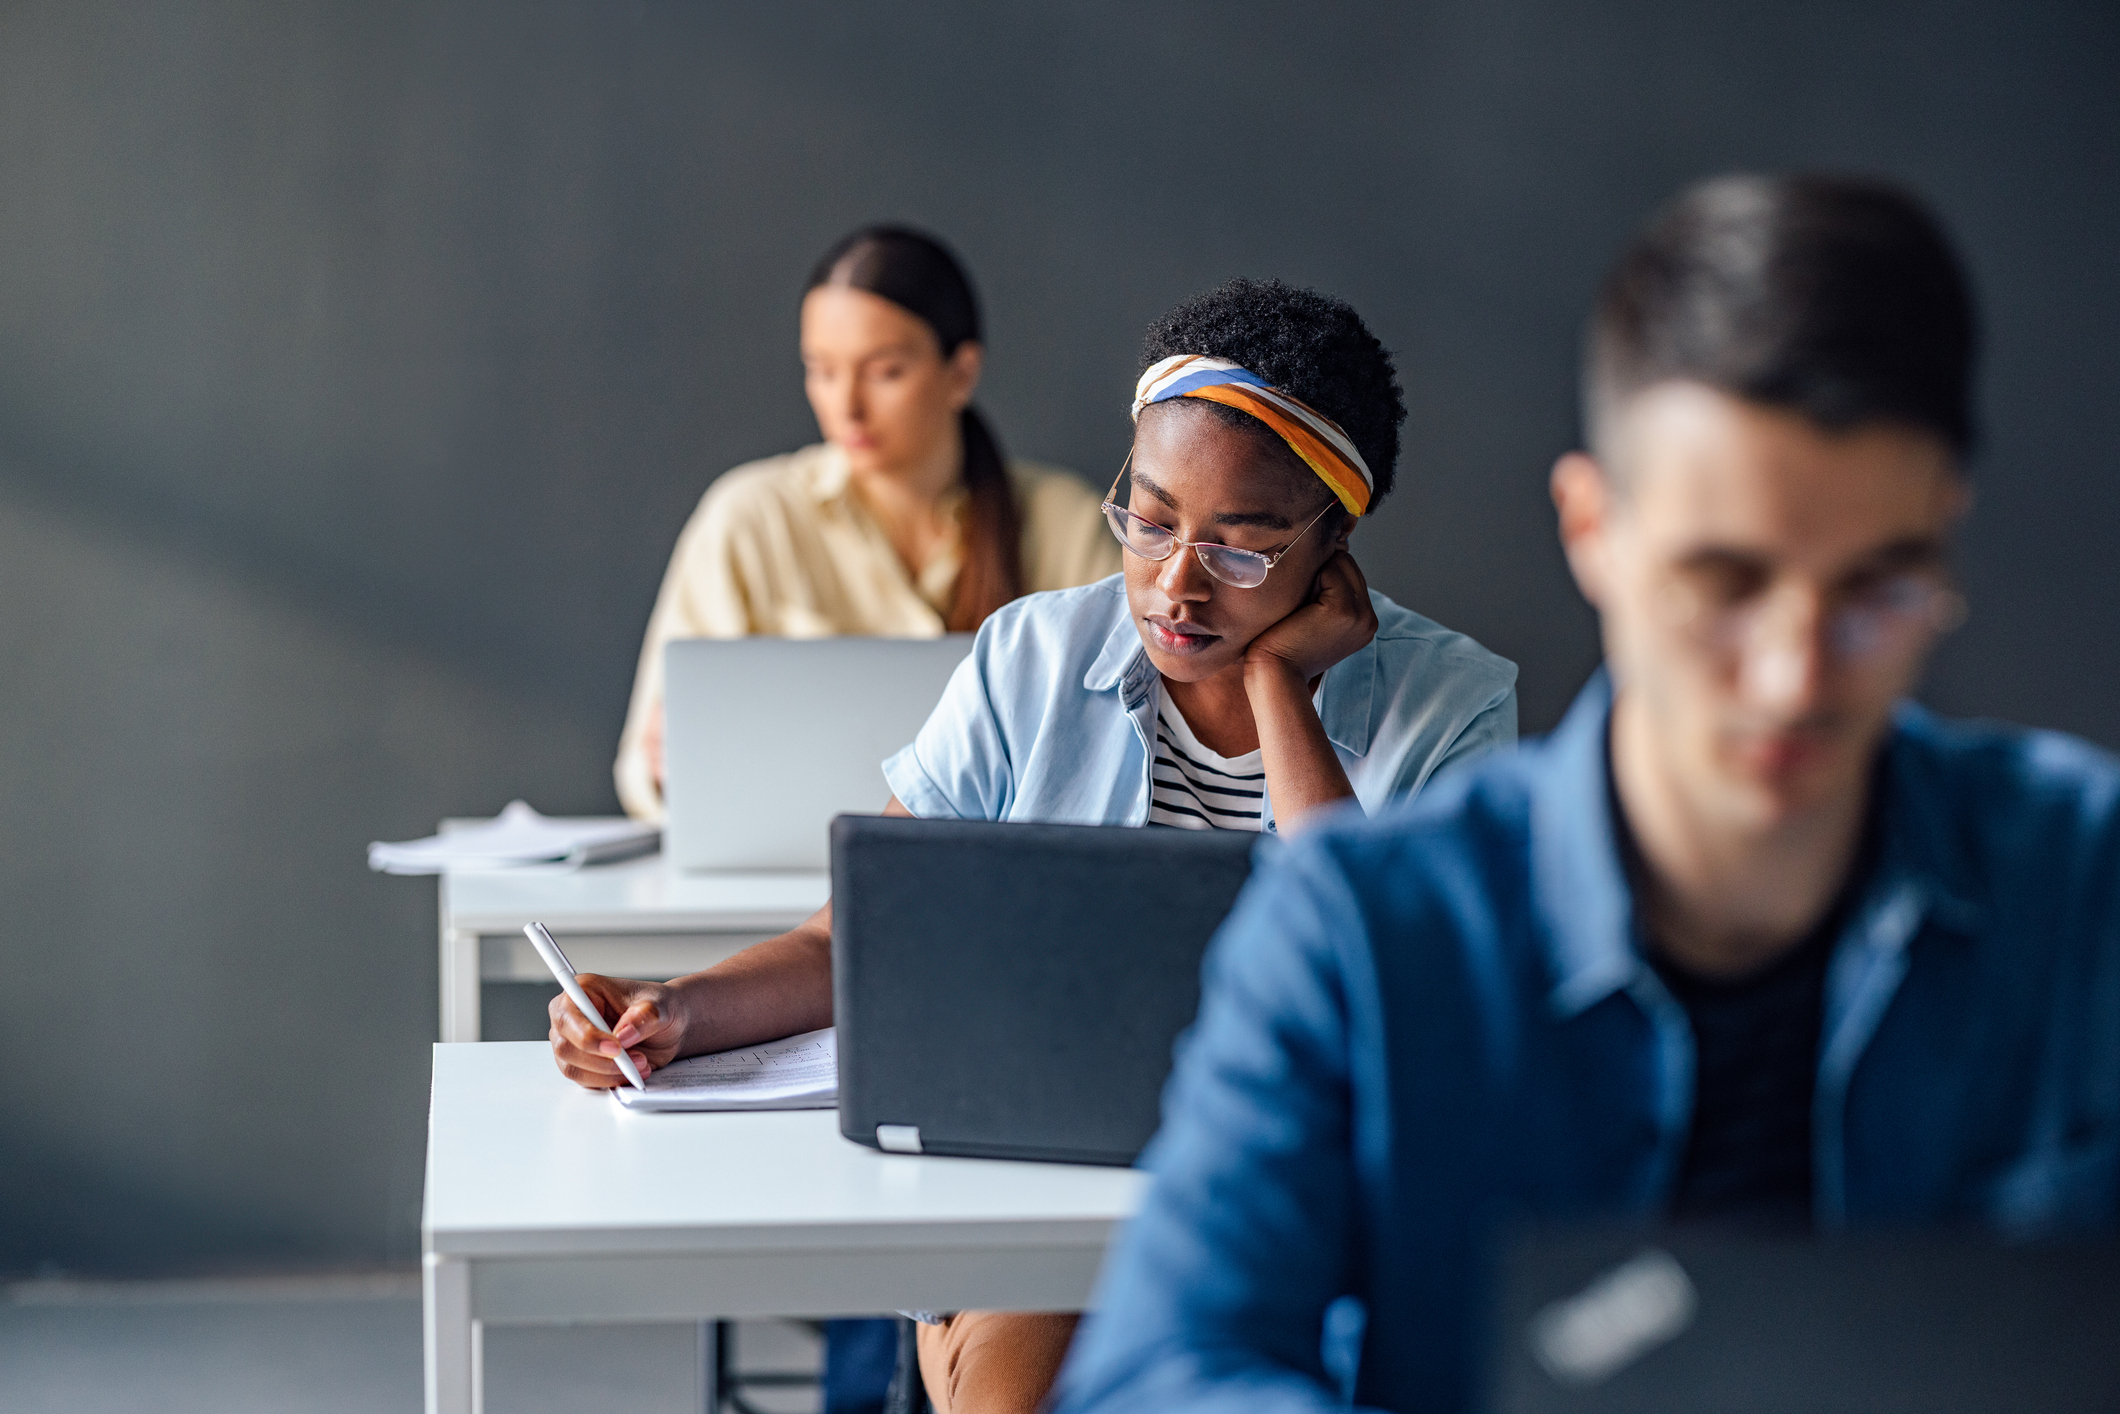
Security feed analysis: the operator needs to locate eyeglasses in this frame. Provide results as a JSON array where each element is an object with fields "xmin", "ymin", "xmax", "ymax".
[
  {"xmin": 1100, "ymin": 460, "xmax": 1336, "ymax": 590},
  {"xmin": 1660, "ymin": 568, "xmax": 1968, "ymax": 666}
]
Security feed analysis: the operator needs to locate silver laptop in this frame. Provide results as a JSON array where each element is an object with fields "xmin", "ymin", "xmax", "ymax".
[{"xmin": 662, "ymin": 636, "xmax": 974, "ymax": 872}]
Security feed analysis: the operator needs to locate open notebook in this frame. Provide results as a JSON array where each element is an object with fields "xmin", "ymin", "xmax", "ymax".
[{"xmin": 613, "ymin": 1028, "xmax": 837, "ymax": 1113}]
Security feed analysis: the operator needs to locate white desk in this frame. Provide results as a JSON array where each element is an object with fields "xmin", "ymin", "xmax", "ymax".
[
  {"xmin": 423, "ymin": 1042, "xmax": 1145, "ymax": 1414},
  {"xmin": 437, "ymin": 853, "xmax": 828, "ymax": 1041}
]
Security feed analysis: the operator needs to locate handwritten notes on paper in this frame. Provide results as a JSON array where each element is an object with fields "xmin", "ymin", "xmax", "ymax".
[{"xmin": 613, "ymin": 1028, "xmax": 838, "ymax": 1113}]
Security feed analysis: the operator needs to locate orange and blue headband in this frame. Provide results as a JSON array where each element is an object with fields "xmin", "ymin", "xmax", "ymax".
[{"xmin": 1130, "ymin": 354, "xmax": 1374, "ymax": 517}]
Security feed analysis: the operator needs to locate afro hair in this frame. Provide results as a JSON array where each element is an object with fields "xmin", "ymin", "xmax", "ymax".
[{"xmin": 1139, "ymin": 277, "xmax": 1405, "ymax": 510}]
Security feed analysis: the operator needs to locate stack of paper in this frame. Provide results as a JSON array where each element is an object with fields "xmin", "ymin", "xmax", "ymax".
[
  {"xmin": 367, "ymin": 800, "xmax": 660, "ymax": 874},
  {"xmin": 614, "ymin": 1029, "xmax": 838, "ymax": 1113}
]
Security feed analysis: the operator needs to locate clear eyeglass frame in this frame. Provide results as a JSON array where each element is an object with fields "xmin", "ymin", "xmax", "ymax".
[
  {"xmin": 1099, "ymin": 458, "xmax": 1337, "ymax": 590},
  {"xmin": 1661, "ymin": 570, "xmax": 1969, "ymax": 665}
]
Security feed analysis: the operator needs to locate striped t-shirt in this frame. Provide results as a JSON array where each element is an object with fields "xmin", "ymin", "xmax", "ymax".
[{"xmin": 1147, "ymin": 686, "xmax": 1267, "ymax": 832}]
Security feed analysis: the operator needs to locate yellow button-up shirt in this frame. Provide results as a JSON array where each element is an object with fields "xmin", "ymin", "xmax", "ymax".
[{"xmin": 615, "ymin": 442, "xmax": 1121, "ymax": 819}]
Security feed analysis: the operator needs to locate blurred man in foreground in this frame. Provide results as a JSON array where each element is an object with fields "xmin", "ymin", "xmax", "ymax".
[{"xmin": 1054, "ymin": 174, "xmax": 2120, "ymax": 1414}]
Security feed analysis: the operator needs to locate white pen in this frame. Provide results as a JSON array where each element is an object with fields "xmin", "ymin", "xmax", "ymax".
[{"xmin": 523, "ymin": 921, "xmax": 647, "ymax": 1090}]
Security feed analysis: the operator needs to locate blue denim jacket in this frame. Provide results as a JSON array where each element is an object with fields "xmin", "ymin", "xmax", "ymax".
[
  {"xmin": 883, "ymin": 576, "xmax": 1519, "ymax": 829},
  {"xmin": 1055, "ymin": 673, "xmax": 2120, "ymax": 1414}
]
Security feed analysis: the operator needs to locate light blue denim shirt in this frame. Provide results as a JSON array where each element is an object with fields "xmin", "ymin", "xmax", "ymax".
[
  {"xmin": 882, "ymin": 575, "xmax": 1518, "ymax": 829},
  {"xmin": 1053, "ymin": 671, "xmax": 2120, "ymax": 1414}
]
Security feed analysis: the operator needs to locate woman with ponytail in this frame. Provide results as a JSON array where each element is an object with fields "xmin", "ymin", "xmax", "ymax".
[{"xmin": 614, "ymin": 226, "xmax": 1117, "ymax": 820}]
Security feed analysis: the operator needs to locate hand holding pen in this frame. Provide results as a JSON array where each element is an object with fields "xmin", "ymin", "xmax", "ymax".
[{"xmin": 527, "ymin": 922, "xmax": 680, "ymax": 1090}]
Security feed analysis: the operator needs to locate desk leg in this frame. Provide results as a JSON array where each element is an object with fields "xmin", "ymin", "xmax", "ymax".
[
  {"xmin": 424, "ymin": 1252, "xmax": 480, "ymax": 1414},
  {"xmin": 440, "ymin": 927, "xmax": 482, "ymax": 1043}
]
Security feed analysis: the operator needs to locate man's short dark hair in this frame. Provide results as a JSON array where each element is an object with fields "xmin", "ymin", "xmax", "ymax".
[
  {"xmin": 1587, "ymin": 174, "xmax": 1978, "ymax": 462},
  {"xmin": 1141, "ymin": 277, "xmax": 1405, "ymax": 512}
]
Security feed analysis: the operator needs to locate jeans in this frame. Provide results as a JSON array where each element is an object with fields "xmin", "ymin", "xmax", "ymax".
[{"xmin": 822, "ymin": 1317, "xmax": 900, "ymax": 1414}]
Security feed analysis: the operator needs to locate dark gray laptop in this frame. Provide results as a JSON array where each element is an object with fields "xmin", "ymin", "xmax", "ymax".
[
  {"xmin": 1491, "ymin": 1225, "xmax": 2120, "ymax": 1413},
  {"xmin": 830, "ymin": 815, "xmax": 1263, "ymax": 1165}
]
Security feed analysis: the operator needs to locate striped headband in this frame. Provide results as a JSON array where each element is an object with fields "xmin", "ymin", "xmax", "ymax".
[{"xmin": 1130, "ymin": 354, "xmax": 1374, "ymax": 516}]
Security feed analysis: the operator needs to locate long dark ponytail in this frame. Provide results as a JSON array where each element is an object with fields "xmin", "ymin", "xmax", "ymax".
[{"xmin": 806, "ymin": 226, "xmax": 1024, "ymax": 633}]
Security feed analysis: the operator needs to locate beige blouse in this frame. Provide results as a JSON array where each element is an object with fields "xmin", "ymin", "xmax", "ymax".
[{"xmin": 615, "ymin": 442, "xmax": 1122, "ymax": 819}]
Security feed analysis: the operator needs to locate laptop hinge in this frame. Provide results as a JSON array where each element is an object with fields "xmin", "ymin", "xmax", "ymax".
[{"xmin": 876, "ymin": 1124, "xmax": 923, "ymax": 1154}]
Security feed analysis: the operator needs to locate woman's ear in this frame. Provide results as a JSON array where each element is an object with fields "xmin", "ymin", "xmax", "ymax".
[{"xmin": 945, "ymin": 340, "xmax": 984, "ymax": 412}]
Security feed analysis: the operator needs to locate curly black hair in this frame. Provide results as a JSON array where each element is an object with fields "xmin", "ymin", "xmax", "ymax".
[{"xmin": 1139, "ymin": 277, "xmax": 1405, "ymax": 511}]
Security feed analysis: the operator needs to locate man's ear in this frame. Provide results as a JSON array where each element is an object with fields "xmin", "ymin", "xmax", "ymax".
[{"xmin": 1551, "ymin": 451, "xmax": 1615, "ymax": 609}]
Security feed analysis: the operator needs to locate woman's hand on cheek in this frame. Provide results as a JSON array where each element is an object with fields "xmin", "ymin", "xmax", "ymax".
[{"xmin": 1242, "ymin": 550, "xmax": 1378, "ymax": 685}]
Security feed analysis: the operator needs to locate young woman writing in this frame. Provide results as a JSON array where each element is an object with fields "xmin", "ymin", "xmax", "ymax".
[
  {"xmin": 614, "ymin": 225, "xmax": 1118, "ymax": 819},
  {"xmin": 561, "ymin": 277, "xmax": 1519, "ymax": 1413}
]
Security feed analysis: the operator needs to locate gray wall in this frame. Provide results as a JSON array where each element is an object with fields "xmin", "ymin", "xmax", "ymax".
[{"xmin": 2, "ymin": 1, "xmax": 2114, "ymax": 1273}]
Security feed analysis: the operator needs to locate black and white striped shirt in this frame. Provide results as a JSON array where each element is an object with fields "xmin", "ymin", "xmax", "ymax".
[{"xmin": 1147, "ymin": 687, "xmax": 1267, "ymax": 832}]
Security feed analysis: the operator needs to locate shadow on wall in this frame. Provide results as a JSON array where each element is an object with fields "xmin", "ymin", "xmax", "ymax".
[{"xmin": 0, "ymin": 476, "xmax": 613, "ymax": 1275}]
